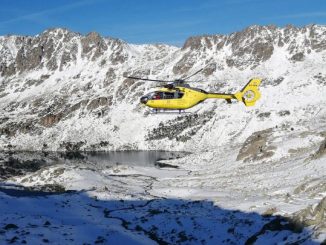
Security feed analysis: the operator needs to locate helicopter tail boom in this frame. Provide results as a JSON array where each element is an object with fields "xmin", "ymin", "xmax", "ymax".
[
  {"xmin": 234, "ymin": 78, "xmax": 262, "ymax": 106},
  {"xmin": 206, "ymin": 93, "xmax": 235, "ymax": 100},
  {"xmin": 205, "ymin": 78, "xmax": 261, "ymax": 106}
]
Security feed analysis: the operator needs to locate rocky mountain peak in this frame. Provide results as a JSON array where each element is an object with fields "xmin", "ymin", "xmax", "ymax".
[
  {"xmin": 81, "ymin": 31, "xmax": 108, "ymax": 60},
  {"xmin": 174, "ymin": 24, "xmax": 326, "ymax": 72},
  {"xmin": 0, "ymin": 24, "xmax": 325, "ymax": 206},
  {"xmin": 1, "ymin": 24, "xmax": 325, "ymax": 76},
  {"xmin": 42, "ymin": 27, "xmax": 75, "ymax": 36}
]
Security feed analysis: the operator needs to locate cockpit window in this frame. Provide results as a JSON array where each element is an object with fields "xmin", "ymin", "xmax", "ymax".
[{"xmin": 147, "ymin": 91, "xmax": 184, "ymax": 100}]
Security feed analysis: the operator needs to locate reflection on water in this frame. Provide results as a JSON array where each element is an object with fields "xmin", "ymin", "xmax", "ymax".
[
  {"xmin": 0, "ymin": 151, "xmax": 188, "ymax": 180},
  {"xmin": 85, "ymin": 151, "xmax": 186, "ymax": 167}
]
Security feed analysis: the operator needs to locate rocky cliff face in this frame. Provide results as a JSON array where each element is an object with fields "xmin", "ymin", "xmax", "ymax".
[{"xmin": 0, "ymin": 24, "xmax": 325, "ymax": 151}]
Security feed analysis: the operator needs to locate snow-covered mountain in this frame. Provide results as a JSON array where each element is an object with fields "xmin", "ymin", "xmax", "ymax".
[
  {"xmin": 0, "ymin": 25, "xmax": 326, "ymax": 244},
  {"xmin": 0, "ymin": 24, "xmax": 325, "ymax": 152}
]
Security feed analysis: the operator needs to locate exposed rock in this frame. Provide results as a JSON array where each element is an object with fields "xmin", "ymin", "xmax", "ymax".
[
  {"xmin": 182, "ymin": 36, "xmax": 204, "ymax": 50},
  {"xmin": 314, "ymin": 73, "xmax": 326, "ymax": 86},
  {"xmin": 309, "ymin": 25, "xmax": 326, "ymax": 52},
  {"xmin": 0, "ymin": 157, "xmax": 44, "ymax": 180},
  {"xmin": 292, "ymin": 197, "xmax": 326, "ymax": 229},
  {"xmin": 104, "ymin": 68, "xmax": 116, "ymax": 87},
  {"xmin": 15, "ymin": 45, "xmax": 42, "ymax": 72},
  {"xmin": 59, "ymin": 141, "xmax": 86, "ymax": 152},
  {"xmin": 65, "ymin": 100, "xmax": 85, "ymax": 114},
  {"xmin": 0, "ymin": 63, "xmax": 15, "ymax": 76},
  {"xmin": 257, "ymin": 112, "xmax": 271, "ymax": 119},
  {"xmin": 278, "ymin": 110, "xmax": 291, "ymax": 117},
  {"xmin": 245, "ymin": 216, "xmax": 303, "ymax": 245},
  {"xmin": 0, "ymin": 25, "xmax": 325, "ymax": 76},
  {"xmin": 32, "ymin": 183, "xmax": 66, "ymax": 193},
  {"xmin": 313, "ymin": 137, "xmax": 326, "ymax": 159},
  {"xmin": 202, "ymin": 63, "xmax": 216, "ymax": 76},
  {"xmin": 172, "ymin": 54, "xmax": 194, "ymax": 75},
  {"xmin": 81, "ymin": 32, "xmax": 108, "ymax": 61},
  {"xmin": 236, "ymin": 129, "xmax": 275, "ymax": 162},
  {"xmin": 40, "ymin": 113, "xmax": 63, "ymax": 127},
  {"xmin": 60, "ymin": 51, "xmax": 73, "ymax": 70},
  {"xmin": 87, "ymin": 97, "xmax": 111, "ymax": 110},
  {"xmin": 293, "ymin": 178, "xmax": 326, "ymax": 196},
  {"xmin": 291, "ymin": 52, "xmax": 304, "ymax": 62},
  {"xmin": 270, "ymin": 77, "xmax": 284, "ymax": 86},
  {"xmin": 108, "ymin": 39, "xmax": 128, "ymax": 64},
  {"xmin": 3, "ymin": 224, "xmax": 19, "ymax": 230},
  {"xmin": 116, "ymin": 78, "xmax": 137, "ymax": 101},
  {"xmin": 147, "ymin": 112, "xmax": 215, "ymax": 142},
  {"xmin": 182, "ymin": 35, "xmax": 225, "ymax": 51},
  {"xmin": 225, "ymin": 25, "xmax": 276, "ymax": 69},
  {"xmin": 0, "ymin": 120, "xmax": 38, "ymax": 136}
]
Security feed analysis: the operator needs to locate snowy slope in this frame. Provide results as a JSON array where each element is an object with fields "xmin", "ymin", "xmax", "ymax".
[
  {"xmin": 0, "ymin": 24, "xmax": 325, "ymax": 152},
  {"xmin": 0, "ymin": 24, "xmax": 326, "ymax": 244}
]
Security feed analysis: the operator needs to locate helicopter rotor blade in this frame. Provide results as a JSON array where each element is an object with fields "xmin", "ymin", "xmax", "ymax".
[
  {"xmin": 124, "ymin": 76, "xmax": 171, "ymax": 83},
  {"xmin": 182, "ymin": 80, "xmax": 201, "ymax": 83},
  {"xmin": 180, "ymin": 68, "xmax": 204, "ymax": 81},
  {"xmin": 180, "ymin": 62, "xmax": 215, "ymax": 81}
]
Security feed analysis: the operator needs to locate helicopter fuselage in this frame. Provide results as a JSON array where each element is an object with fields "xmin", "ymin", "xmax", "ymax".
[
  {"xmin": 140, "ymin": 86, "xmax": 236, "ymax": 110},
  {"xmin": 139, "ymin": 78, "xmax": 262, "ymax": 110}
]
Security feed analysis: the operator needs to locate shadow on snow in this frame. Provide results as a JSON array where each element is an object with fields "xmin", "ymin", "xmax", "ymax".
[{"xmin": 0, "ymin": 184, "xmax": 319, "ymax": 245}]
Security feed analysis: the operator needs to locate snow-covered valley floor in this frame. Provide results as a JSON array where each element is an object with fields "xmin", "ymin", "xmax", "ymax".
[{"xmin": 1, "ymin": 122, "xmax": 325, "ymax": 245}]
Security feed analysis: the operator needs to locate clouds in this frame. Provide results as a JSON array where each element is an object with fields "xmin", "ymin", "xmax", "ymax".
[{"xmin": 0, "ymin": 0, "xmax": 100, "ymax": 27}]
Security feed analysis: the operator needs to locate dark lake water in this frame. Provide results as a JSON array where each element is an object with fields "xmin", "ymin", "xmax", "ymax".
[
  {"xmin": 83, "ymin": 151, "xmax": 186, "ymax": 167},
  {"xmin": 0, "ymin": 151, "xmax": 189, "ymax": 196},
  {"xmin": 0, "ymin": 151, "xmax": 188, "ymax": 180}
]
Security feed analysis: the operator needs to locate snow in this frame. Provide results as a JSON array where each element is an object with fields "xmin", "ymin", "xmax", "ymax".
[{"xmin": 0, "ymin": 25, "xmax": 326, "ymax": 243}]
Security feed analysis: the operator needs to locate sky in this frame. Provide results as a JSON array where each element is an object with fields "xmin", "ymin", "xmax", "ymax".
[{"xmin": 0, "ymin": 0, "xmax": 325, "ymax": 46}]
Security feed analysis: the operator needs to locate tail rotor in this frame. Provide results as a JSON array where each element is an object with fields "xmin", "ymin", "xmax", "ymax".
[{"xmin": 234, "ymin": 78, "xmax": 262, "ymax": 107}]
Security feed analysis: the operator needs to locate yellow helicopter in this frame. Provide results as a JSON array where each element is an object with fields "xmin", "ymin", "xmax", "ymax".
[{"xmin": 125, "ymin": 68, "xmax": 261, "ymax": 112}]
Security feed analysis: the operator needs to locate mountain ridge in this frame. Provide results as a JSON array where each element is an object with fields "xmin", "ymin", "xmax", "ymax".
[{"xmin": 0, "ymin": 24, "xmax": 325, "ymax": 152}]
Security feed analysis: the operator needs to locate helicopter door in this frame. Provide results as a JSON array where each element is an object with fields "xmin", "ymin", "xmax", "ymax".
[
  {"xmin": 177, "ymin": 92, "xmax": 184, "ymax": 107},
  {"xmin": 177, "ymin": 92, "xmax": 184, "ymax": 99}
]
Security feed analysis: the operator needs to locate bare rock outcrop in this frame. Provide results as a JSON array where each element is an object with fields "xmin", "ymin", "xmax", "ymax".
[
  {"xmin": 292, "ymin": 197, "xmax": 326, "ymax": 232},
  {"xmin": 40, "ymin": 113, "xmax": 63, "ymax": 127},
  {"xmin": 236, "ymin": 129, "xmax": 275, "ymax": 162},
  {"xmin": 81, "ymin": 32, "xmax": 108, "ymax": 60}
]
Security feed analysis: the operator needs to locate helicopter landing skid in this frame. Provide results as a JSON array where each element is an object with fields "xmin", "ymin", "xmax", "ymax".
[{"xmin": 149, "ymin": 109, "xmax": 188, "ymax": 114}]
